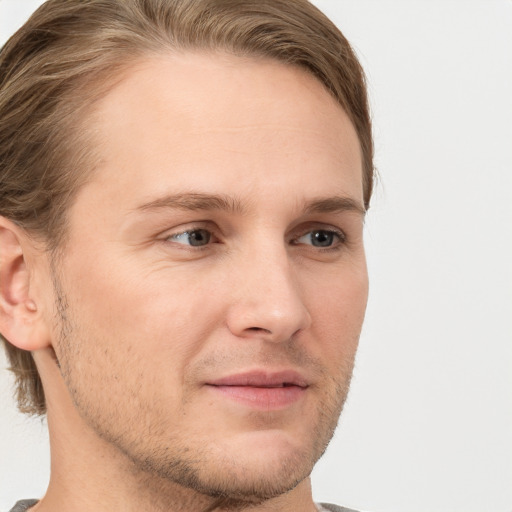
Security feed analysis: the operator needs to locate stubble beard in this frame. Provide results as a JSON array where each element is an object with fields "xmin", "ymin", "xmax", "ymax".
[
  {"xmin": 50, "ymin": 268, "xmax": 356, "ymax": 509},
  {"xmin": 123, "ymin": 369, "xmax": 352, "ymax": 507}
]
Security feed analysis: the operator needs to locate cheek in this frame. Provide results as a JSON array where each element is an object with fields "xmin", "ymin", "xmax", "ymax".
[
  {"xmin": 54, "ymin": 260, "xmax": 226, "ymax": 421},
  {"xmin": 62, "ymin": 257, "xmax": 224, "ymax": 368},
  {"xmin": 305, "ymin": 261, "xmax": 368, "ymax": 358}
]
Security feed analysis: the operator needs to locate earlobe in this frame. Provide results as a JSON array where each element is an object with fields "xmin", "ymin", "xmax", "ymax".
[{"xmin": 0, "ymin": 218, "xmax": 52, "ymax": 351}]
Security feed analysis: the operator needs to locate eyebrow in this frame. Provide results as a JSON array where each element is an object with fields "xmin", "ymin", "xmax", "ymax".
[
  {"xmin": 302, "ymin": 196, "xmax": 366, "ymax": 217},
  {"xmin": 135, "ymin": 192, "xmax": 245, "ymax": 214},
  {"xmin": 134, "ymin": 192, "xmax": 365, "ymax": 217}
]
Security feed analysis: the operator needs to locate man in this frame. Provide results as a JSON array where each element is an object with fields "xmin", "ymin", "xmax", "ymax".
[{"xmin": 0, "ymin": 0, "xmax": 373, "ymax": 511}]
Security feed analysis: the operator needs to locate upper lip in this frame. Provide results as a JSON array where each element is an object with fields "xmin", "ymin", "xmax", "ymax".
[{"xmin": 206, "ymin": 370, "xmax": 309, "ymax": 388}]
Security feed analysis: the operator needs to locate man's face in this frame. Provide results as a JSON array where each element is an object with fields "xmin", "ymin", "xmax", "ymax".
[{"xmin": 47, "ymin": 53, "xmax": 368, "ymax": 499}]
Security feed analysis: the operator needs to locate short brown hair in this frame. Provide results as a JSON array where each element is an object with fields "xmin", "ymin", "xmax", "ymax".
[{"xmin": 0, "ymin": 0, "xmax": 373, "ymax": 415}]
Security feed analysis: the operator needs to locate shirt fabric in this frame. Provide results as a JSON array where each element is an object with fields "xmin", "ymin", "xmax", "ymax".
[
  {"xmin": 8, "ymin": 500, "xmax": 38, "ymax": 512},
  {"xmin": 318, "ymin": 504, "xmax": 359, "ymax": 512},
  {"xmin": 10, "ymin": 500, "xmax": 359, "ymax": 512}
]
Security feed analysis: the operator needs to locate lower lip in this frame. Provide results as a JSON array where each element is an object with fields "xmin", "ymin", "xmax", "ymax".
[{"xmin": 207, "ymin": 385, "xmax": 306, "ymax": 409}]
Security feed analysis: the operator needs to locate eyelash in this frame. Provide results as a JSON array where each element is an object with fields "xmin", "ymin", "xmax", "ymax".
[
  {"xmin": 163, "ymin": 225, "xmax": 346, "ymax": 252},
  {"xmin": 292, "ymin": 228, "xmax": 346, "ymax": 251}
]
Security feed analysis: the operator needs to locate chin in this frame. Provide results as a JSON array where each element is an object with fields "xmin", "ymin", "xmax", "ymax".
[
  {"xmin": 129, "ymin": 428, "xmax": 319, "ymax": 503},
  {"xmin": 185, "ymin": 445, "xmax": 313, "ymax": 501}
]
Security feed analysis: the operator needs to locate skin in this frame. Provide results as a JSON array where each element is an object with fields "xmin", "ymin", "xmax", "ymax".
[{"xmin": 0, "ymin": 52, "xmax": 368, "ymax": 512}]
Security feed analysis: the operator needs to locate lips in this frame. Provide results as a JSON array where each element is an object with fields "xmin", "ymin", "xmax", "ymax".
[{"xmin": 205, "ymin": 370, "xmax": 309, "ymax": 409}]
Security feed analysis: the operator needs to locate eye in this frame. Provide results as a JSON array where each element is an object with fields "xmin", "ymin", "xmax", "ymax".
[
  {"xmin": 295, "ymin": 229, "xmax": 344, "ymax": 248},
  {"xmin": 167, "ymin": 229, "xmax": 212, "ymax": 247}
]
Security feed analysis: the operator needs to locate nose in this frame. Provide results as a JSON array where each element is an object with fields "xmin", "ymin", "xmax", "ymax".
[{"xmin": 226, "ymin": 246, "xmax": 312, "ymax": 343}]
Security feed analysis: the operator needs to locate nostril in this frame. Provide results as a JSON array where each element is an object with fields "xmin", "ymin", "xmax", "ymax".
[{"xmin": 247, "ymin": 327, "xmax": 271, "ymax": 334}]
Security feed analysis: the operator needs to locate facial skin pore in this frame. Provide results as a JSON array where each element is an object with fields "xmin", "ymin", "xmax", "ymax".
[{"xmin": 19, "ymin": 52, "xmax": 368, "ymax": 512}]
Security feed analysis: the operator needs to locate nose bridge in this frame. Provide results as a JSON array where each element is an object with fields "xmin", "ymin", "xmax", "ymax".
[{"xmin": 226, "ymin": 239, "xmax": 311, "ymax": 342}]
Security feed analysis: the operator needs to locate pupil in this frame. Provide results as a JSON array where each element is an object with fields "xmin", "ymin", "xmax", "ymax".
[
  {"xmin": 313, "ymin": 230, "xmax": 333, "ymax": 247},
  {"xmin": 189, "ymin": 230, "xmax": 210, "ymax": 246}
]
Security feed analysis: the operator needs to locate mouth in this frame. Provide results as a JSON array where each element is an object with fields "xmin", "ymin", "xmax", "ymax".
[{"xmin": 205, "ymin": 370, "xmax": 309, "ymax": 409}]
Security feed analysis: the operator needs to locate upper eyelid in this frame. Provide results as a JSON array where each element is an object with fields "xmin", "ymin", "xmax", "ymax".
[
  {"xmin": 165, "ymin": 229, "xmax": 347, "ymax": 252},
  {"xmin": 292, "ymin": 227, "xmax": 346, "ymax": 246},
  {"xmin": 158, "ymin": 218, "xmax": 349, "ymax": 241},
  {"xmin": 164, "ymin": 227, "xmax": 218, "ymax": 242},
  {"xmin": 161, "ymin": 222, "xmax": 346, "ymax": 236},
  {"xmin": 292, "ymin": 224, "xmax": 346, "ymax": 239},
  {"xmin": 160, "ymin": 221, "xmax": 218, "ymax": 238}
]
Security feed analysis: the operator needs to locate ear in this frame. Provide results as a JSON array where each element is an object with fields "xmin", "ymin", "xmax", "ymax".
[{"xmin": 0, "ymin": 217, "xmax": 52, "ymax": 351}]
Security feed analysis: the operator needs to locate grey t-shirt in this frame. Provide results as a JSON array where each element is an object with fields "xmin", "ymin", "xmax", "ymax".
[
  {"xmin": 318, "ymin": 504, "xmax": 359, "ymax": 512},
  {"xmin": 8, "ymin": 500, "xmax": 38, "ymax": 512},
  {"xmin": 9, "ymin": 500, "xmax": 359, "ymax": 512}
]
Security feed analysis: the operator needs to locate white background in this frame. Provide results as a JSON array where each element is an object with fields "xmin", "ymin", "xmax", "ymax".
[{"xmin": 0, "ymin": 1, "xmax": 511, "ymax": 511}]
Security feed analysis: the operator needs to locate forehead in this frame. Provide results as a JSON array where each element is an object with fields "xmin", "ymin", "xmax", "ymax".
[{"xmin": 80, "ymin": 51, "xmax": 363, "ymax": 211}]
